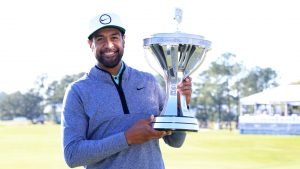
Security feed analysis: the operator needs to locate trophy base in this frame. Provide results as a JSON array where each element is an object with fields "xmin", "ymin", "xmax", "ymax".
[{"xmin": 152, "ymin": 116, "xmax": 199, "ymax": 132}]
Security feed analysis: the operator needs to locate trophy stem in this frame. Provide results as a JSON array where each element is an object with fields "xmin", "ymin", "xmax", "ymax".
[{"xmin": 162, "ymin": 89, "xmax": 177, "ymax": 116}]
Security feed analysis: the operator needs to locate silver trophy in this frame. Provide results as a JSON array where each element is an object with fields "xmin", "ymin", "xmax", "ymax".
[{"xmin": 143, "ymin": 8, "xmax": 211, "ymax": 132}]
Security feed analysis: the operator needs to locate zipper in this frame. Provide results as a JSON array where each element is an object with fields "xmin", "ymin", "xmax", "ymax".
[{"xmin": 95, "ymin": 65, "xmax": 130, "ymax": 114}]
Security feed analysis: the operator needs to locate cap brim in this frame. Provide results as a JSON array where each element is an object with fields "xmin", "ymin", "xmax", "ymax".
[{"xmin": 88, "ymin": 25, "xmax": 126, "ymax": 40}]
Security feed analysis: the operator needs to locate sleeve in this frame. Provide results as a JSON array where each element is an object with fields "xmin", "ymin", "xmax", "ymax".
[
  {"xmin": 61, "ymin": 85, "xmax": 129, "ymax": 168},
  {"xmin": 163, "ymin": 131, "xmax": 186, "ymax": 148}
]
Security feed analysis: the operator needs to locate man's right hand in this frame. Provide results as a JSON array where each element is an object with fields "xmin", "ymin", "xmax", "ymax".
[{"xmin": 125, "ymin": 115, "xmax": 172, "ymax": 145}]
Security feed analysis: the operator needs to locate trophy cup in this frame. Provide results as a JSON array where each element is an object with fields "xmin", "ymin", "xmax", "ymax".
[{"xmin": 143, "ymin": 8, "xmax": 211, "ymax": 132}]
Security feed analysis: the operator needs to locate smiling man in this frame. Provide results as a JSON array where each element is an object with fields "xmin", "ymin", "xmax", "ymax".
[{"xmin": 61, "ymin": 12, "xmax": 192, "ymax": 169}]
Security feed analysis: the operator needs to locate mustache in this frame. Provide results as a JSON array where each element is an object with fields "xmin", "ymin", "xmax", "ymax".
[{"xmin": 101, "ymin": 47, "xmax": 118, "ymax": 53}]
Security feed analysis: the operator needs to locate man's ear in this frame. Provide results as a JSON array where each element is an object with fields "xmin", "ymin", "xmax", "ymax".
[
  {"xmin": 122, "ymin": 35, "xmax": 125, "ymax": 47},
  {"xmin": 87, "ymin": 39, "xmax": 93, "ymax": 49}
]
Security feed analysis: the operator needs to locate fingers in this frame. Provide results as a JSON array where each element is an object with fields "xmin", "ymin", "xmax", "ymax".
[
  {"xmin": 150, "ymin": 130, "xmax": 167, "ymax": 139},
  {"xmin": 149, "ymin": 130, "xmax": 172, "ymax": 140},
  {"xmin": 183, "ymin": 76, "xmax": 192, "ymax": 84},
  {"xmin": 150, "ymin": 114, "xmax": 155, "ymax": 122},
  {"xmin": 138, "ymin": 114, "xmax": 154, "ymax": 126},
  {"xmin": 125, "ymin": 115, "xmax": 173, "ymax": 145},
  {"xmin": 177, "ymin": 77, "xmax": 192, "ymax": 105},
  {"xmin": 177, "ymin": 77, "xmax": 192, "ymax": 92},
  {"xmin": 165, "ymin": 130, "xmax": 172, "ymax": 136},
  {"xmin": 184, "ymin": 76, "xmax": 192, "ymax": 83},
  {"xmin": 177, "ymin": 83, "xmax": 192, "ymax": 96}
]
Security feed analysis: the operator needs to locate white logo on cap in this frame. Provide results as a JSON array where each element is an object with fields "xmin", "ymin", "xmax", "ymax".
[{"xmin": 99, "ymin": 14, "xmax": 111, "ymax": 25}]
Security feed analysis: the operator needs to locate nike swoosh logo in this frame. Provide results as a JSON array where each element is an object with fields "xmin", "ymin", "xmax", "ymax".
[
  {"xmin": 100, "ymin": 18, "xmax": 108, "ymax": 22},
  {"xmin": 137, "ymin": 87, "xmax": 145, "ymax": 90},
  {"xmin": 99, "ymin": 14, "xmax": 111, "ymax": 24}
]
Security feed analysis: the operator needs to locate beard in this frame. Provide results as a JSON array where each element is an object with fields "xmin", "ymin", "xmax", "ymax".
[{"xmin": 96, "ymin": 48, "xmax": 123, "ymax": 68}]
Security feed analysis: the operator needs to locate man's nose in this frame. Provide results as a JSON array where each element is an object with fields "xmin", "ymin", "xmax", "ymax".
[{"xmin": 103, "ymin": 39, "xmax": 114, "ymax": 48}]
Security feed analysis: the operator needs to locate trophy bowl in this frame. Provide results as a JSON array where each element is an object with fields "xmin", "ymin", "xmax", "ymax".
[{"xmin": 143, "ymin": 32, "xmax": 211, "ymax": 132}]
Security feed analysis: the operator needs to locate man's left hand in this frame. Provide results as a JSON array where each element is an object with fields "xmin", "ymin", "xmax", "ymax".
[{"xmin": 177, "ymin": 76, "xmax": 192, "ymax": 105}]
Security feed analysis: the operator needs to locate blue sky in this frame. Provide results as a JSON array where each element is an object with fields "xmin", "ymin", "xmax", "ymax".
[{"xmin": 1, "ymin": 0, "xmax": 300, "ymax": 93}]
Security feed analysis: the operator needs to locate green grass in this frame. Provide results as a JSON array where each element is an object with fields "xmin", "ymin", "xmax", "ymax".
[
  {"xmin": 161, "ymin": 130, "xmax": 300, "ymax": 169},
  {"xmin": 1, "ymin": 124, "xmax": 300, "ymax": 169}
]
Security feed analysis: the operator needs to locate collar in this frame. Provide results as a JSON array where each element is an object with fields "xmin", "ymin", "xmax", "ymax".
[
  {"xmin": 91, "ymin": 62, "xmax": 128, "ymax": 84},
  {"xmin": 111, "ymin": 62, "xmax": 124, "ymax": 84}
]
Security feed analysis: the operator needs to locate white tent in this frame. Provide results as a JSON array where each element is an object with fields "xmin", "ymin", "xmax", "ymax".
[
  {"xmin": 240, "ymin": 84, "xmax": 300, "ymax": 115},
  {"xmin": 240, "ymin": 84, "xmax": 300, "ymax": 105}
]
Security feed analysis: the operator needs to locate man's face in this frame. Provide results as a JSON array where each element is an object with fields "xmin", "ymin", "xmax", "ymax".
[{"xmin": 89, "ymin": 27, "xmax": 125, "ymax": 68}]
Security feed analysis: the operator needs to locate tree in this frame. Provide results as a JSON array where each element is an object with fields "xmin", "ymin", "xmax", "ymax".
[
  {"xmin": 0, "ymin": 92, "xmax": 6, "ymax": 100},
  {"xmin": 46, "ymin": 72, "xmax": 85, "ymax": 105},
  {"xmin": 22, "ymin": 90, "xmax": 44, "ymax": 122},
  {"xmin": 0, "ymin": 91, "xmax": 43, "ymax": 122},
  {"xmin": 239, "ymin": 67, "xmax": 278, "ymax": 97},
  {"xmin": 0, "ymin": 92, "xmax": 22, "ymax": 119},
  {"xmin": 45, "ymin": 72, "xmax": 85, "ymax": 123},
  {"xmin": 0, "ymin": 73, "xmax": 85, "ymax": 123},
  {"xmin": 191, "ymin": 52, "xmax": 278, "ymax": 129},
  {"xmin": 192, "ymin": 53, "xmax": 243, "ymax": 129}
]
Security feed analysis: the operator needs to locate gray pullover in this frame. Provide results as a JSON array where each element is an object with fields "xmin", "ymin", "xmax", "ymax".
[{"xmin": 62, "ymin": 64, "xmax": 186, "ymax": 169}]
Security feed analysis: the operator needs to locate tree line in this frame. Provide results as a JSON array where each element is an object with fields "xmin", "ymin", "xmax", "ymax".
[
  {"xmin": 0, "ymin": 73, "xmax": 84, "ymax": 124},
  {"xmin": 0, "ymin": 53, "xmax": 279, "ymax": 127}
]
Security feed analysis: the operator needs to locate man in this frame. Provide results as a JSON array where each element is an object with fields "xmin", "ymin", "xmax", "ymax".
[{"xmin": 62, "ymin": 12, "xmax": 192, "ymax": 169}]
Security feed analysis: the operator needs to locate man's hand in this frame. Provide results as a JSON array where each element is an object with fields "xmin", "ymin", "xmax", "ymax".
[
  {"xmin": 125, "ymin": 115, "xmax": 172, "ymax": 145},
  {"xmin": 177, "ymin": 76, "xmax": 192, "ymax": 104}
]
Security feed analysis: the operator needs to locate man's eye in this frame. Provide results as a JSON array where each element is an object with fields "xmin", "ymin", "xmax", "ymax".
[{"xmin": 112, "ymin": 36, "xmax": 119, "ymax": 40}]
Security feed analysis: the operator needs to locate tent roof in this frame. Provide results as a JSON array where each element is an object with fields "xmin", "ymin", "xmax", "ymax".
[{"xmin": 240, "ymin": 85, "xmax": 300, "ymax": 105}]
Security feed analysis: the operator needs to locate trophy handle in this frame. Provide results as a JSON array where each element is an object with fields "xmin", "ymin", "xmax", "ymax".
[{"xmin": 178, "ymin": 71, "xmax": 193, "ymax": 117}]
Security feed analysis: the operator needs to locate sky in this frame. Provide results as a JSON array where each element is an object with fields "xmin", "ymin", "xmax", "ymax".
[{"xmin": 0, "ymin": 0, "xmax": 300, "ymax": 93}]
